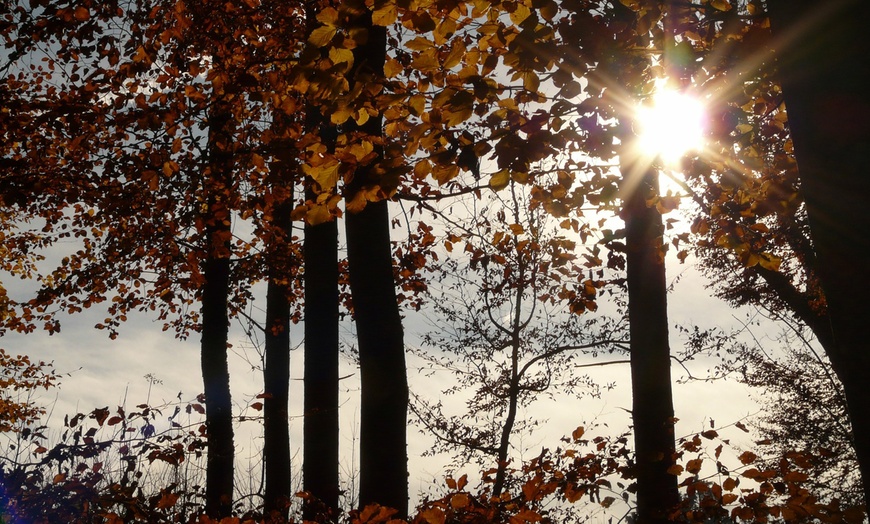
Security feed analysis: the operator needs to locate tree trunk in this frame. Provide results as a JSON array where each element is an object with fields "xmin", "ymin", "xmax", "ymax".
[
  {"xmin": 766, "ymin": 0, "xmax": 870, "ymax": 504},
  {"xmin": 493, "ymin": 251, "xmax": 526, "ymax": 497},
  {"xmin": 201, "ymin": 106, "xmax": 235, "ymax": 519},
  {"xmin": 622, "ymin": 164, "xmax": 680, "ymax": 523},
  {"xmin": 263, "ymin": 194, "xmax": 293, "ymax": 520},
  {"xmin": 301, "ymin": 3, "xmax": 341, "ymax": 511},
  {"xmin": 346, "ymin": 200, "xmax": 408, "ymax": 515},
  {"xmin": 343, "ymin": 1, "xmax": 408, "ymax": 516},
  {"xmin": 303, "ymin": 215, "xmax": 340, "ymax": 520}
]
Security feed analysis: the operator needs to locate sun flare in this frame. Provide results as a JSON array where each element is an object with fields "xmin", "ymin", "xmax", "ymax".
[{"xmin": 635, "ymin": 89, "xmax": 706, "ymax": 165}]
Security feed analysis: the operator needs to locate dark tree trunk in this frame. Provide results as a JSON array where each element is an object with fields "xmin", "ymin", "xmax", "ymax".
[
  {"xmin": 263, "ymin": 194, "xmax": 294, "ymax": 520},
  {"xmin": 346, "ymin": 199, "xmax": 408, "ymax": 516},
  {"xmin": 493, "ymin": 255, "xmax": 526, "ymax": 497},
  {"xmin": 622, "ymin": 165, "xmax": 680, "ymax": 523},
  {"xmin": 343, "ymin": 1, "xmax": 408, "ymax": 516},
  {"xmin": 302, "ymin": 215, "xmax": 340, "ymax": 520},
  {"xmin": 767, "ymin": 0, "xmax": 870, "ymax": 504},
  {"xmin": 301, "ymin": 3, "xmax": 341, "ymax": 512},
  {"xmin": 201, "ymin": 106, "xmax": 235, "ymax": 519}
]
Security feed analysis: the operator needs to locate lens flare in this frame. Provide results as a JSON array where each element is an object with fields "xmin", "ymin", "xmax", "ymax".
[{"xmin": 635, "ymin": 89, "xmax": 706, "ymax": 164}]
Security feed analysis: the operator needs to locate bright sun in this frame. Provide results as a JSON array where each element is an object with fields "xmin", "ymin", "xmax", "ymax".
[{"xmin": 635, "ymin": 89, "xmax": 706, "ymax": 164}]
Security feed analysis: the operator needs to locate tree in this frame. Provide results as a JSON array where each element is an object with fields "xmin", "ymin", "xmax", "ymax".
[
  {"xmin": 1, "ymin": 1, "xmax": 310, "ymax": 516},
  {"xmin": 342, "ymin": 1, "xmax": 409, "ymax": 512},
  {"xmin": 302, "ymin": 3, "xmax": 341, "ymax": 514},
  {"xmin": 763, "ymin": 0, "xmax": 870, "ymax": 504},
  {"xmin": 412, "ymin": 184, "xmax": 627, "ymax": 497}
]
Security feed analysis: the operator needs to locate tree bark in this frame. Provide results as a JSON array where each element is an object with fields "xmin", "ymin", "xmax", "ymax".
[
  {"xmin": 766, "ymin": 0, "xmax": 870, "ymax": 504},
  {"xmin": 263, "ymin": 194, "xmax": 294, "ymax": 520},
  {"xmin": 346, "ymin": 199, "xmax": 408, "ymax": 516},
  {"xmin": 201, "ymin": 106, "xmax": 235, "ymax": 519},
  {"xmin": 303, "ymin": 214, "xmax": 340, "ymax": 520},
  {"xmin": 622, "ymin": 164, "xmax": 680, "ymax": 523},
  {"xmin": 342, "ymin": 1, "xmax": 408, "ymax": 516}
]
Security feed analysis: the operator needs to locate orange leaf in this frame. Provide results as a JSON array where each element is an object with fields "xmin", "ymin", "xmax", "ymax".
[{"xmin": 74, "ymin": 6, "xmax": 90, "ymax": 20}]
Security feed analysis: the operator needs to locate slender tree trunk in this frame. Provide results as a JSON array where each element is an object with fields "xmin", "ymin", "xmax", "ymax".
[
  {"xmin": 301, "ymin": 3, "xmax": 341, "ymax": 512},
  {"xmin": 263, "ymin": 190, "xmax": 294, "ymax": 520},
  {"xmin": 343, "ymin": 1, "xmax": 408, "ymax": 516},
  {"xmin": 767, "ymin": 0, "xmax": 870, "ymax": 504},
  {"xmin": 493, "ymin": 337, "xmax": 520, "ymax": 497},
  {"xmin": 303, "ymin": 213, "xmax": 340, "ymax": 520},
  {"xmin": 622, "ymin": 163, "xmax": 680, "ymax": 523},
  {"xmin": 493, "ymin": 253, "xmax": 525, "ymax": 497},
  {"xmin": 202, "ymin": 106, "xmax": 235, "ymax": 519}
]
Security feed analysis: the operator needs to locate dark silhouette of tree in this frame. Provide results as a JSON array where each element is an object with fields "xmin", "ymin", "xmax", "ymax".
[
  {"xmin": 342, "ymin": 0, "xmax": 409, "ymax": 515},
  {"xmin": 765, "ymin": 0, "xmax": 870, "ymax": 504}
]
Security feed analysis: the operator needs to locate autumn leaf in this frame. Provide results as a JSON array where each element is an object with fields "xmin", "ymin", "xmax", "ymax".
[
  {"xmin": 686, "ymin": 458, "xmax": 703, "ymax": 474},
  {"xmin": 710, "ymin": 0, "xmax": 732, "ymax": 11},
  {"xmin": 384, "ymin": 58, "xmax": 403, "ymax": 78},
  {"xmin": 74, "ymin": 6, "xmax": 90, "ymax": 20},
  {"xmin": 450, "ymin": 493, "xmax": 470, "ymax": 509},
  {"xmin": 509, "ymin": 3, "xmax": 532, "ymax": 25},
  {"xmin": 372, "ymin": 2, "xmax": 398, "ymax": 26},
  {"xmin": 329, "ymin": 47, "xmax": 354, "ymax": 66},
  {"xmin": 309, "ymin": 26, "xmax": 336, "ymax": 47},
  {"xmin": 490, "ymin": 169, "xmax": 510, "ymax": 190},
  {"xmin": 303, "ymin": 160, "xmax": 340, "ymax": 190},
  {"xmin": 156, "ymin": 492, "xmax": 179, "ymax": 509},
  {"xmin": 738, "ymin": 451, "xmax": 757, "ymax": 464}
]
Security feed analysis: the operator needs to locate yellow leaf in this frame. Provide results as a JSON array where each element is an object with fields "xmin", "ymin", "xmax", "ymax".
[
  {"xmin": 490, "ymin": 169, "xmax": 510, "ymax": 190},
  {"xmin": 372, "ymin": 2, "xmax": 397, "ymax": 26},
  {"xmin": 354, "ymin": 109, "xmax": 370, "ymax": 126},
  {"xmin": 710, "ymin": 0, "xmax": 731, "ymax": 10},
  {"xmin": 509, "ymin": 223, "xmax": 524, "ymax": 236},
  {"xmin": 443, "ymin": 41, "xmax": 466, "ymax": 70},
  {"xmin": 329, "ymin": 47, "xmax": 354, "ymax": 66},
  {"xmin": 384, "ymin": 58, "xmax": 403, "ymax": 78},
  {"xmin": 510, "ymin": 3, "xmax": 531, "ymax": 25},
  {"xmin": 304, "ymin": 159, "xmax": 340, "ymax": 190},
  {"xmin": 316, "ymin": 7, "xmax": 338, "ymax": 25},
  {"xmin": 405, "ymin": 37, "xmax": 436, "ymax": 51},
  {"xmin": 306, "ymin": 204, "xmax": 332, "ymax": 225},
  {"xmin": 411, "ymin": 51, "xmax": 439, "ymax": 73},
  {"xmin": 308, "ymin": 25, "xmax": 336, "ymax": 47},
  {"xmin": 758, "ymin": 253, "xmax": 782, "ymax": 271},
  {"xmin": 667, "ymin": 464, "xmax": 684, "ymax": 475},
  {"xmin": 348, "ymin": 140, "xmax": 374, "ymax": 161},
  {"xmin": 330, "ymin": 107, "xmax": 353, "ymax": 125},
  {"xmin": 572, "ymin": 426, "xmax": 585, "ymax": 440},
  {"xmin": 408, "ymin": 94, "xmax": 426, "ymax": 116},
  {"xmin": 522, "ymin": 71, "xmax": 540, "ymax": 92}
]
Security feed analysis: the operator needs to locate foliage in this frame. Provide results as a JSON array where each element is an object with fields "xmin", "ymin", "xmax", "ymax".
[
  {"xmin": 410, "ymin": 183, "xmax": 627, "ymax": 494},
  {"xmin": 2, "ymin": 0, "xmax": 868, "ymax": 519},
  {"xmin": 0, "ymin": 349, "xmax": 58, "ymax": 433},
  {"xmin": 3, "ymin": 410, "xmax": 864, "ymax": 523},
  {"xmin": 735, "ymin": 329, "xmax": 861, "ymax": 507}
]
